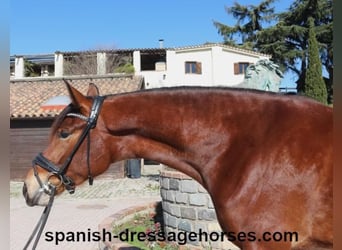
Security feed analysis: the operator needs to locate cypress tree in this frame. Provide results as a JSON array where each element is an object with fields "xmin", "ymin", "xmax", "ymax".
[{"xmin": 304, "ymin": 17, "xmax": 328, "ymax": 104}]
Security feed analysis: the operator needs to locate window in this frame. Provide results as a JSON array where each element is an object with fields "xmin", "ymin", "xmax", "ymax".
[
  {"xmin": 185, "ymin": 61, "xmax": 202, "ymax": 74},
  {"xmin": 234, "ymin": 62, "xmax": 250, "ymax": 75}
]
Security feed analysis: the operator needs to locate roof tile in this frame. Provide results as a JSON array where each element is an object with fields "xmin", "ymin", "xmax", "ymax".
[{"xmin": 10, "ymin": 75, "xmax": 143, "ymax": 119}]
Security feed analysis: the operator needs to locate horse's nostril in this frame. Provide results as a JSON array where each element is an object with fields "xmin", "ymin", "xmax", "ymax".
[
  {"xmin": 22, "ymin": 183, "xmax": 35, "ymax": 207},
  {"xmin": 22, "ymin": 182, "xmax": 27, "ymax": 196}
]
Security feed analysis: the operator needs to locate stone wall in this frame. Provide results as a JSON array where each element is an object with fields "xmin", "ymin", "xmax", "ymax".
[{"xmin": 160, "ymin": 170, "xmax": 239, "ymax": 250}]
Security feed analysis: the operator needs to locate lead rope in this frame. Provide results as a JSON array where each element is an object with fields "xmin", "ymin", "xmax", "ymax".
[{"xmin": 23, "ymin": 186, "xmax": 56, "ymax": 250}]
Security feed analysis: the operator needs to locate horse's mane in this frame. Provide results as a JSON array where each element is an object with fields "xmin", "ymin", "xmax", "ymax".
[
  {"xmin": 103, "ymin": 85, "xmax": 282, "ymax": 98},
  {"xmin": 51, "ymin": 84, "xmax": 324, "ymax": 137},
  {"xmin": 101, "ymin": 85, "xmax": 327, "ymax": 107}
]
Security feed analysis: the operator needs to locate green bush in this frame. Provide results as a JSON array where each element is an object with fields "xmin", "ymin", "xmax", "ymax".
[{"xmin": 114, "ymin": 63, "xmax": 135, "ymax": 74}]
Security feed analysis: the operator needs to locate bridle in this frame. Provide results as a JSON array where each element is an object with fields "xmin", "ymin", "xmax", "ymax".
[
  {"xmin": 32, "ymin": 95, "xmax": 105, "ymax": 195},
  {"xmin": 24, "ymin": 95, "xmax": 105, "ymax": 250}
]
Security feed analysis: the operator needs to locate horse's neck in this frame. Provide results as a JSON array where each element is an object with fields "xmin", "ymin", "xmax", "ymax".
[{"xmin": 100, "ymin": 90, "xmax": 241, "ymax": 184}]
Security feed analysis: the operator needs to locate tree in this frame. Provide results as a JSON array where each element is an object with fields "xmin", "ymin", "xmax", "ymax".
[
  {"xmin": 214, "ymin": 0, "xmax": 333, "ymax": 104},
  {"xmin": 24, "ymin": 59, "xmax": 40, "ymax": 77},
  {"xmin": 213, "ymin": 0, "xmax": 276, "ymax": 50},
  {"xmin": 304, "ymin": 17, "xmax": 327, "ymax": 104},
  {"xmin": 63, "ymin": 52, "xmax": 97, "ymax": 75},
  {"xmin": 258, "ymin": 0, "xmax": 332, "ymax": 97},
  {"xmin": 63, "ymin": 51, "xmax": 133, "ymax": 76}
]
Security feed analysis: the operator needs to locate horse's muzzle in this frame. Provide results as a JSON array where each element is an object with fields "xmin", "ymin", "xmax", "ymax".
[
  {"xmin": 23, "ymin": 182, "xmax": 34, "ymax": 207},
  {"xmin": 23, "ymin": 182, "xmax": 49, "ymax": 207}
]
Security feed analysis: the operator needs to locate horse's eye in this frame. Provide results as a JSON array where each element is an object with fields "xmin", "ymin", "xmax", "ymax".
[{"xmin": 58, "ymin": 131, "xmax": 71, "ymax": 139}]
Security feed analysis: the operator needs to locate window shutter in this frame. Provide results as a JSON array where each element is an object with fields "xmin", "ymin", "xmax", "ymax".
[
  {"xmin": 196, "ymin": 62, "xmax": 202, "ymax": 74},
  {"xmin": 234, "ymin": 63, "xmax": 239, "ymax": 75}
]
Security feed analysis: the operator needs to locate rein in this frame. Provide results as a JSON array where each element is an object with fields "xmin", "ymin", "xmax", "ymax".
[
  {"xmin": 23, "ymin": 95, "xmax": 105, "ymax": 249},
  {"xmin": 23, "ymin": 186, "xmax": 56, "ymax": 250}
]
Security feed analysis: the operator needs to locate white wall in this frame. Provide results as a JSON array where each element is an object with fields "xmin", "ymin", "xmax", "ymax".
[
  {"xmin": 54, "ymin": 53, "xmax": 64, "ymax": 77},
  {"xmin": 97, "ymin": 52, "xmax": 106, "ymax": 75},
  {"xmin": 140, "ymin": 71, "xmax": 167, "ymax": 88},
  {"xmin": 136, "ymin": 45, "xmax": 270, "ymax": 89},
  {"xmin": 213, "ymin": 46, "xmax": 269, "ymax": 86},
  {"xmin": 166, "ymin": 48, "xmax": 214, "ymax": 86},
  {"xmin": 14, "ymin": 56, "xmax": 24, "ymax": 79}
]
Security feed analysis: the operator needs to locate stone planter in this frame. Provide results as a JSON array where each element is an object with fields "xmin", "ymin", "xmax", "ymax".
[{"xmin": 160, "ymin": 170, "xmax": 239, "ymax": 250}]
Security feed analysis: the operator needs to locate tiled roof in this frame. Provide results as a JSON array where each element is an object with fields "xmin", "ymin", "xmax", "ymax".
[
  {"xmin": 173, "ymin": 43, "xmax": 271, "ymax": 57},
  {"xmin": 10, "ymin": 75, "xmax": 143, "ymax": 119},
  {"xmin": 11, "ymin": 43, "xmax": 269, "ymax": 65},
  {"xmin": 59, "ymin": 43, "xmax": 269, "ymax": 57}
]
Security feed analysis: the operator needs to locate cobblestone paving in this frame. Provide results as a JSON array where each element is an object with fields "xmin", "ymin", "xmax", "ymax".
[
  {"xmin": 10, "ymin": 175, "xmax": 161, "ymax": 199},
  {"xmin": 10, "ymin": 167, "xmax": 162, "ymax": 250}
]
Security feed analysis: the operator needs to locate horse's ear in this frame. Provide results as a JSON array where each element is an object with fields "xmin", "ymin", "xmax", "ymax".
[
  {"xmin": 87, "ymin": 83, "xmax": 99, "ymax": 97},
  {"xmin": 63, "ymin": 79, "xmax": 91, "ymax": 111}
]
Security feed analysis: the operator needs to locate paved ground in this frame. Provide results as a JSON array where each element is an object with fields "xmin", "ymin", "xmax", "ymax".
[{"xmin": 10, "ymin": 166, "xmax": 162, "ymax": 250}]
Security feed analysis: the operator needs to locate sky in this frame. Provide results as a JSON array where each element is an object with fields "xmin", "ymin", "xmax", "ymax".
[{"xmin": 10, "ymin": 0, "xmax": 296, "ymax": 88}]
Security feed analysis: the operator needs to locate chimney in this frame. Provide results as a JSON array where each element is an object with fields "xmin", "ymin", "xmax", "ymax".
[{"xmin": 159, "ymin": 39, "xmax": 164, "ymax": 49}]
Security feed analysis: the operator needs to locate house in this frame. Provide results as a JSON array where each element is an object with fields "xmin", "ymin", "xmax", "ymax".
[
  {"xmin": 10, "ymin": 75, "xmax": 143, "ymax": 180},
  {"xmin": 10, "ymin": 43, "xmax": 270, "ymax": 89},
  {"xmin": 136, "ymin": 43, "xmax": 270, "ymax": 88}
]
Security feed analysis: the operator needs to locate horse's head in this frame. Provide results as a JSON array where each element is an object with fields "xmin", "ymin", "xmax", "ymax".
[{"xmin": 23, "ymin": 81, "xmax": 112, "ymax": 206}]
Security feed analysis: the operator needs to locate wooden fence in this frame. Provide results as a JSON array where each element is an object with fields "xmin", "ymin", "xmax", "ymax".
[{"xmin": 10, "ymin": 121, "xmax": 125, "ymax": 180}]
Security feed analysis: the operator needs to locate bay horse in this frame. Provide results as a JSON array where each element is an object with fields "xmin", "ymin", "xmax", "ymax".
[{"xmin": 23, "ymin": 81, "xmax": 332, "ymax": 250}]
